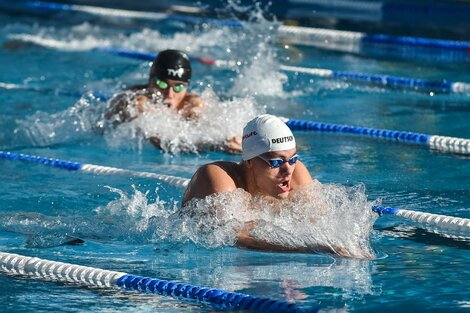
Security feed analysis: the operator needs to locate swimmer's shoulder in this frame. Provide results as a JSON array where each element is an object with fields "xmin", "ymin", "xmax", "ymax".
[
  {"xmin": 182, "ymin": 161, "xmax": 242, "ymax": 206},
  {"xmin": 291, "ymin": 160, "xmax": 313, "ymax": 188},
  {"xmin": 196, "ymin": 161, "xmax": 240, "ymax": 188},
  {"xmin": 184, "ymin": 92, "xmax": 204, "ymax": 108}
]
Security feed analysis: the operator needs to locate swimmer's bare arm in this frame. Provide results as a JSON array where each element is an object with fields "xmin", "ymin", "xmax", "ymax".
[
  {"xmin": 104, "ymin": 93, "xmax": 129, "ymax": 120},
  {"xmin": 237, "ymin": 222, "xmax": 369, "ymax": 258},
  {"xmin": 104, "ymin": 91, "xmax": 148, "ymax": 122}
]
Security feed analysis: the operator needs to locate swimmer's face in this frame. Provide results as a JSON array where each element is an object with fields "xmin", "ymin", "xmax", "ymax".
[
  {"xmin": 151, "ymin": 78, "xmax": 188, "ymax": 110},
  {"xmin": 248, "ymin": 148, "xmax": 298, "ymax": 199}
]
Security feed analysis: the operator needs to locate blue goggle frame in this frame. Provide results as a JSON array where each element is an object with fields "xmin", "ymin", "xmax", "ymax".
[{"xmin": 257, "ymin": 154, "xmax": 299, "ymax": 168}]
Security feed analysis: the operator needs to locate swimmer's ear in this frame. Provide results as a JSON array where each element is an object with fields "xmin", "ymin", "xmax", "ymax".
[{"xmin": 245, "ymin": 159, "xmax": 253, "ymax": 169}]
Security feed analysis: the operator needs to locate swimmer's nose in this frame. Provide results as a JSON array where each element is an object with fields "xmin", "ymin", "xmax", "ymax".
[
  {"xmin": 279, "ymin": 161, "xmax": 294, "ymax": 176},
  {"xmin": 167, "ymin": 88, "xmax": 176, "ymax": 98}
]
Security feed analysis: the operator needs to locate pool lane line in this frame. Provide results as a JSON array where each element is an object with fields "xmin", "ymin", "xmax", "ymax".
[
  {"xmin": 0, "ymin": 150, "xmax": 190, "ymax": 188},
  {"xmin": 1, "ymin": 150, "xmax": 470, "ymax": 236},
  {"xmin": 0, "ymin": 252, "xmax": 311, "ymax": 313},
  {"xmin": 279, "ymin": 65, "xmax": 470, "ymax": 94},
  {"xmin": 372, "ymin": 206, "xmax": 470, "ymax": 235},
  {"xmin": 277, "ymin": 25, "xmax": 470, "ymax": 56},
  {"xmin": 99, "ymin": 47, "xmax": 470, "ymax": 94},
  {"xmin": 6, "ymin": 0, "xmax": 470, "ymax": 57},
  {"xmin": 281, "ymin": 117, "xmax": 470, "ymax": 155}
]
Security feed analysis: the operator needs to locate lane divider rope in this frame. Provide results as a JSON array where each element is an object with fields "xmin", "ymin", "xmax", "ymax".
[
  {"xmin": 277, "ymin": 25, "xmax": 470, "ymax": 56},
  {"xmin": 0, "ymin": 251, "xmax": 309, "ymax": 312},
  {"xmin": 372, "ymin": 206, "xmax": 470, "ymax": 234},
  {"xmin": 279, "ymin": 65, "xmax": 470, "ymax": 94},
  {"xmin": 1, "ymin": 151, "xmax": 468, "ymax": 235},
  {"xmin": 281, "ymin": 118, "xmax": 470, "ymax": 155},
  {"xmin": 100, "ymin": 48, "xmax": 470, "ymax": 94},
  {"xmin": 7, "ymin": 0, "xmax": 470, "ymax": 57},
  {"xmin": 0, "ymin": 151, "xmax": 190, "ymax": 188}
]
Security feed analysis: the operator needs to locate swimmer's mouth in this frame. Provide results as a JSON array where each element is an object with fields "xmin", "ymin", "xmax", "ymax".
[{"xmin": 277, "ymin": 180, "xmax": 291, "ymax": 193}]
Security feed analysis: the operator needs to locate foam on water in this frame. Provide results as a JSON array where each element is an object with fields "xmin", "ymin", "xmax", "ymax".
[
  {"xmin": 93, "ymin": 180, "xmax": 378, "ymax": 259},
  {"xmin": 11, "ymin": 92, "xmax": 105, "ymax": 148},
  {"xmin": 8, "ymin": 85, "xmax": 263, "ymax": 152},
  {"xmin": 101, "ymin": 88, "xmax": 263, "ymax": 153}
]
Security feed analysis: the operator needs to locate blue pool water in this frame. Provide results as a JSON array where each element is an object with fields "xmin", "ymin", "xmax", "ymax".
[{"xmin": 1, "ymin": 2, "xmax": 469, "ymax": 312}]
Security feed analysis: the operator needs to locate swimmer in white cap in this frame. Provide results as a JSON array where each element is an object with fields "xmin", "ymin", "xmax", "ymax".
[{"xmin": 182, "ymin": 114, "xmax": 314, "ymax": 251}]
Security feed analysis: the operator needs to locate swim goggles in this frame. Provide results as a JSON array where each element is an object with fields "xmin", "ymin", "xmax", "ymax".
[
  {"xmin": 155, "ymin": 79, "xmax": 188, "ymax": 93},
  {"xmin": 257, "ymin": 154, "xmax": 299, "ymax": 168}
]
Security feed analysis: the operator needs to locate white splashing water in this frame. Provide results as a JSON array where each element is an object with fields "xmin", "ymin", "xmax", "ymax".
[
  {"xmin": 96, "ymin": 180, "xmax": 378, "ymax": 259},
  {"xmin": 102, "ymin": 89, "xmax": 264, "ymax": 153},
  {"xmin": 12, "ymin": 92, "xmax": 106, "ymax": 147}
]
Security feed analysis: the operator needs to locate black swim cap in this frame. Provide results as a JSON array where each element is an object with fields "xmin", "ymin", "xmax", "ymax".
[{"xmin": 149, "ymin": 49, "xmax": 192, "ymax": 83}]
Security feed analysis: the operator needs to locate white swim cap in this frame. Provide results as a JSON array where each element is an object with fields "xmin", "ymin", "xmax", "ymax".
[{"xmin": 242, "ymin": 114, "xmax": 296, "ymax": 161}]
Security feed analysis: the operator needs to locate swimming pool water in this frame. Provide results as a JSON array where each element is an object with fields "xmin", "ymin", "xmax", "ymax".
[{"xmin": 0, "ymin": 2, "xmax": 469, "ymax": 312}]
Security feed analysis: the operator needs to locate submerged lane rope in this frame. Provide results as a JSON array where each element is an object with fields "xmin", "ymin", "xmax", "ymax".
[
  {"xmin": 1, "ymin": 150, "xmax": 469, "ymax": 235},
  {"xmin": 0, "ymin": 252, "xmax": 311, "ymax": 312}
]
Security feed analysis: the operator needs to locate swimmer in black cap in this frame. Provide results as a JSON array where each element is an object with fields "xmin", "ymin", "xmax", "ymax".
[
  {"xmin": 104, "ymin": 49, "xmax": 241, "ymax": 153},
  {"xmin": 105, "ymin": 49, "xmax": 203, "ymax": 122},
  {"xmin": 147, "ymin": 49, "xmax": 202, "ymax": 114}
]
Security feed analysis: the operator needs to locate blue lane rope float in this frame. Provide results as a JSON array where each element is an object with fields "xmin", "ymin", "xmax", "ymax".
[
  {"xmin": 281, "ymin": 117, "xmax": 470, "ymax": 155},
  {"xmin": 0, "ymin": 252, "xmax": 311, "ymax": 313},
  {"xmin": 1, "ymin": 150, "xmax": 469, "ymax": 236}
]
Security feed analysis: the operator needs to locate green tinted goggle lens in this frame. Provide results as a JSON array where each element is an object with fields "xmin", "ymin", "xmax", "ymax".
[{"xmin": 156, "ymin": 79, "xmax": 187, "ymax": 93}]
